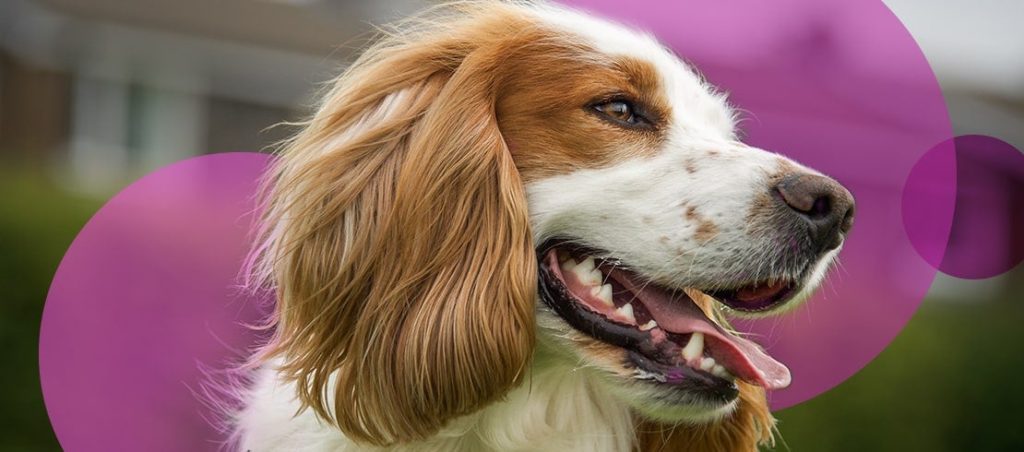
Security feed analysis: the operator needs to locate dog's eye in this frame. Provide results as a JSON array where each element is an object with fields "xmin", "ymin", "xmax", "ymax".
[{"xmin": 592, "ymin": 100, "xmax": 650, "ymax": 128}]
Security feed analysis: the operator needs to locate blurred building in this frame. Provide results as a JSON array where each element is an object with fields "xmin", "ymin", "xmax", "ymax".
[
  {"xmin": 2, "ymin": 0, "xmax": 1022, "ymax": 190},
  {"xmin": 0, "ymin": 0, "xmax": 429, "ymax": 193}
]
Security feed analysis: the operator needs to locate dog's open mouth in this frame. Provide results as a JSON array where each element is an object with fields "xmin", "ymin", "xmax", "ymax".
[{"xmin": 538, "ymin": 243, "xmax": 793, "ymax": 396}]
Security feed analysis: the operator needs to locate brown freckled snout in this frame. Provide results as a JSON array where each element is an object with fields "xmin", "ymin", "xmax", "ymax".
[{"xmin": 773, "ymin": 173, "xmax": 855, "ymax": 252}]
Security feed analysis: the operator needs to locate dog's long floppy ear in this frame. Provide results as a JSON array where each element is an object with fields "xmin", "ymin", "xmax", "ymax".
[{"xmin": 249, "ymin": 11, "xmax": 536, "ymax": 446}]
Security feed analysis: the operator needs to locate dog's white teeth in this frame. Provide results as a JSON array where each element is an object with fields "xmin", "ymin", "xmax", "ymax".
[
  {"xmin": 571, "ymin": 257, "xmax": 603, "ymax": 286},
  {"xmin": 681, "ymin": 332, "xmax": 704, "ymax": 361},
  {"xmin": 639, "ymin": 320, "xmax": 658, "ymax": 331},
  {"xmin": 591, "ymin": 284, "xmax": 614, "ymax": 307},
  {"xmin": 615, "ymin": 303, "xmax": 636, "ymax": 324},
  {"xmin": 711, "ymin": 364, "xmax": 733, "ymax": 379},
  {"xmin": 560, "ymin": 258, "xmax": 578, "ymax": 272},
  {"xmin": 699, "ymin": 357, "xmax": 716, "ymax": 371}
]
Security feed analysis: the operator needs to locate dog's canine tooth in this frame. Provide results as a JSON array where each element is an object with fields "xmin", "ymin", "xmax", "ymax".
[
  {"xmin": 560, "ymin": 258, "xmax": 578, "ymax": 272},
  {"xmin": 681, "ymin": 332, "xmax": 704, "ymax": 361},
  {"xmin": 591, "ymin": 284, "xmax": 614, "ymax": 307},
  {"xmin": 615, "ymin": 303, "xmax": 636, "ymax": 323},
  {"xmin": 699, "ymin": 357, "xmax": 716, "ymax": 371},
  {"xmin": 639, "ymin": 320, "xmax": 658, "ymax": 331}
]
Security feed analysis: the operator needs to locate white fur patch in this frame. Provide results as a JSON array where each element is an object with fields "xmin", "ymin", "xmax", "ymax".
[{"xmin": 235, "ymin": 351, "xmax": 634, "ymax": 452}]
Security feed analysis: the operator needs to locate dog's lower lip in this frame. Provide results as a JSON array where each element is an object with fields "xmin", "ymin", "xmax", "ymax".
[
  {"xmin": 537, "ymin": 241, "xmax": 792, "ymax": 391},
  {"xmin": 628, "ymin": 351, "xmax": 738, "ymax": 401}
]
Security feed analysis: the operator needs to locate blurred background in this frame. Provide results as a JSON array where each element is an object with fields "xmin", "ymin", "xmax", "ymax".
[{"xmin": 1, "ymin": 0, "xmax": 1021, "ymax": 450}]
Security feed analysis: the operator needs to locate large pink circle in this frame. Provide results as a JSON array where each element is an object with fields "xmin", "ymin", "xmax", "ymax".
[
  {"xmin": 40, "ymin": 153, "xmax": 272, "ymax": 451},
  {"xmin": 560, "ymin": 0, "xmax": 956, "ymax": 409},
  {"xmin": 40, "ymin": 2, "xmax": 960, "ymax": 449}
]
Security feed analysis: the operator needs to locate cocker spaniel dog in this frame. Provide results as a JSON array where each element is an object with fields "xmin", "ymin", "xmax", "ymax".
[{"xmin": 235, "ymin": 1, "xmax": 854, "ymax": 451}]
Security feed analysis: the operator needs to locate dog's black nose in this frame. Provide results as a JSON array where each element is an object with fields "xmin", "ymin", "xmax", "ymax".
[{"xmin": 774, "ymin": 173, "xmax": 855, "ymax": 252}]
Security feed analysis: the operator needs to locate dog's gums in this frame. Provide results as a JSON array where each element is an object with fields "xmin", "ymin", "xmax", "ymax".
[
  {"xmin": 708, "ymin": 280, "xmax": 800, "ymax": 313},
  {"xmin": 539, "ymin": 245, "xmax": 792, "ymax": 395}
]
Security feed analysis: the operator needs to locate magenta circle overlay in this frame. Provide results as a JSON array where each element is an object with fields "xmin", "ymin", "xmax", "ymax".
[
  {"xmin": 560, "ymin": 0, "xmax": 956, "ymax": 409},
  {"xmin": 40, "ymin": 153, "xmax": 272, "ymax": 451},
  {"xmin": 39, "ymin": 1, "xmax": 963, "ymax": 448},
  {"xmin": 905, "ymin": 135, "xmax": 1024, "ymax": 279}
]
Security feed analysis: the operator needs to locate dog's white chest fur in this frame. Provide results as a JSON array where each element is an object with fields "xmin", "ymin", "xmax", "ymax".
[{"xmin": 236, "ymin": 348, "xmax": 635, "ymax": 452}]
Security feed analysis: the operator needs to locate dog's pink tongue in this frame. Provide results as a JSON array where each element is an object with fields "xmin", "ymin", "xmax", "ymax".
[{"xmin": 617, "ymin": 276, "xmax": 791, "ymax": 390}]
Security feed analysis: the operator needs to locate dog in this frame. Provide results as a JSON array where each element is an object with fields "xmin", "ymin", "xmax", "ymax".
[{"xmin": 234, "ymin": 1, "xmax": 855, "ymax": 450}]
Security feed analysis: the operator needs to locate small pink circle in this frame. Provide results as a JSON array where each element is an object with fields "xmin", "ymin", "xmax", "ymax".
[{"xmin": 904, "ymin": 135, "xmax": 1024, "ymax": 279}]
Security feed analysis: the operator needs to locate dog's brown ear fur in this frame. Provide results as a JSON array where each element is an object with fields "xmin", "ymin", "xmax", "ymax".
[
  {"xmin": 634, "ymin": 382, "xmax": 775, "ymax": 452},
  {"xmin": 249, "ymin": 4, "xmax": 537, "ymax": 446}
]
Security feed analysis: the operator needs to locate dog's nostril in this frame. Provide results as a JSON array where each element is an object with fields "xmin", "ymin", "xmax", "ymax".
[
  {"xmin": 776, "ymin": 175, "xmax": 831, "ymax": 217},
  {"xmin": 839, "ymin": 202, "xmax": 855, "ymax": 234},
  {"xmin": 774, "ymin": 173, "xmax": 855, "ymax": 251},
  {"xmin": 809, "ymin": 196, "xmax": 831, "ymax": 219}
]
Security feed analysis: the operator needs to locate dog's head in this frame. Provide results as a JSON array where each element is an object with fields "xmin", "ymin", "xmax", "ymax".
[{"xmin": 250, "ymin": 1, "xmax": 854, "ymax": 448}]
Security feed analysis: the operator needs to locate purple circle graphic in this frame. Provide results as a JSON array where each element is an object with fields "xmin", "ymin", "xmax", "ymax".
[
  {"xmin": 40, "ymin": 153, "xmax": 271, "ymax": 451},
  {"xmin": 561, "ymin": 0, "xmax": 956, "ymax": 409},
  {"xmin": 905, "ymin": 135, "xmax": 1024, "ymax": 279},
  {"xmin": 39, "ymin": 2, "xmax": 967, "ymax": 447}
]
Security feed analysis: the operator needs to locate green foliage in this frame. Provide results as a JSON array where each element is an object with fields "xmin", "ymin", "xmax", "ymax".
[
  {"xmin": 0, "ymin": 166, "xmax": 102, "ymax": 451},
  {"xmin": 770, "ymin": 298, "xmax": 1024, "ymax": 452}
]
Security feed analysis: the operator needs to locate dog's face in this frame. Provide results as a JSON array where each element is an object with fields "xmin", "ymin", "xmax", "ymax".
[
  {"xmin": 494, "ymin": 8, "xmax": 854, "ymax": 421},
  {"xmin": 255, "ymin": 2, "xmax": 853, "ymax": 447}
]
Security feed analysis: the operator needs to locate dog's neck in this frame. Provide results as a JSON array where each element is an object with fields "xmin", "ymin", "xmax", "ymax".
[
  {"xmin": 423, "ymin": 340, "xmax": 635, "ymax": 452},
  {"xmin": 237, "ymin": 341, "xmax": 636, "ymax": 451}
]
